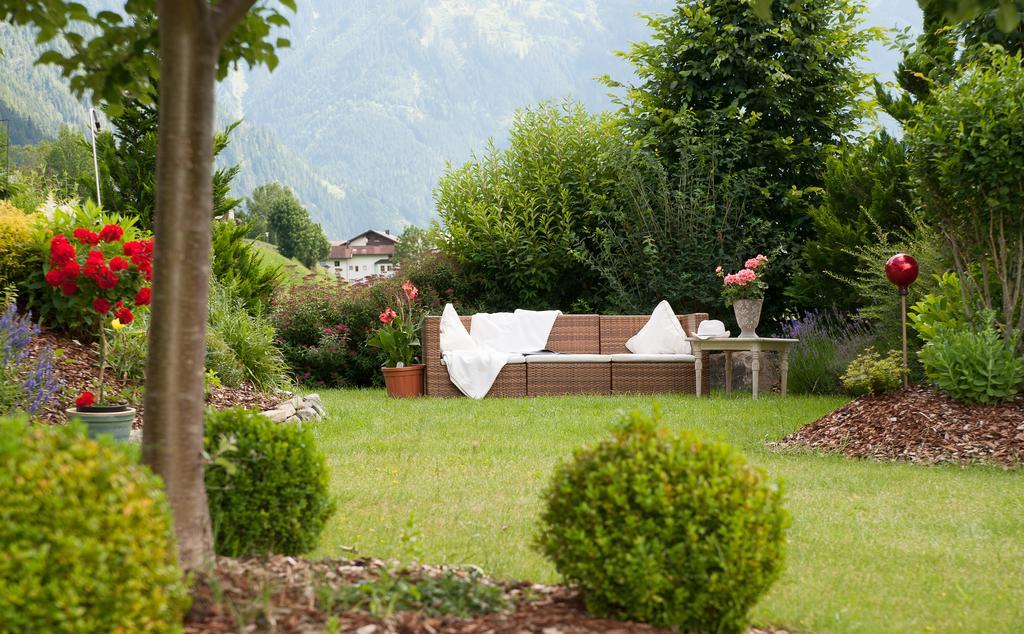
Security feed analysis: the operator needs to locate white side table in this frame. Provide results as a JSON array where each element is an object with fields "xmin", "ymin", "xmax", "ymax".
[{"xmin": 687, "ymin": 337, "xmax": 799, "ymax": 399}]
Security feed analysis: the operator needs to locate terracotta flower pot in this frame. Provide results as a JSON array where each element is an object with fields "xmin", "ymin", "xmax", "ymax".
[
  {"xmin": 382, "ymin": 365, "xmax": 425, "ymax": 398},
  {"xmin": 66, "ymin": 405, "xmax": 136, "ymax": 442},
  {"xmin": 733, "ymin": 298, "xmax": 763, "ymax": 339}
]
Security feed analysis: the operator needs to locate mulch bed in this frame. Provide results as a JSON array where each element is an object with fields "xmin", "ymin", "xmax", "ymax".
[
  {"xmin": 185, "ymin": 556, "xmax": 787, "ymax": 634},
  {"xmin": 26, "ymin": 327, "xmax": 281, "ymax": 428},
  {"xmin": 776, "ymin": 386, "xmax": 1024, "ymax": 467}
]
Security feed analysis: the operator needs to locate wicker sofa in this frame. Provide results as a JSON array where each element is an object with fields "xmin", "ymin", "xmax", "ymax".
[{"xmin": 422, "ymin": 313, "xmax": 710, "ymax": 397}]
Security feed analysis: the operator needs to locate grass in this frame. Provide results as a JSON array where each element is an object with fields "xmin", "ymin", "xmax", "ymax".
[
  {"xmin": 310, "ymin": 390, "xmax": 1024, "ymax": 633},
  {"xmin": 250, "ymin": 240, "xmax": 330, "ymax": 286}
]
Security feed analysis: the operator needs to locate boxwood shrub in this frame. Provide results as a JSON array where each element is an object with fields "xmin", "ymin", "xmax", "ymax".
[
  {"xmin": 536, "ymin": 408, "xmax": 789, "ymax": 633},
  {"xmin": 204, "ymin": 408, "xmax": 335, "ymax": 556},
  {"xmin": 0, "ymin": 417, "xmax": 189, "ymax": 632}
]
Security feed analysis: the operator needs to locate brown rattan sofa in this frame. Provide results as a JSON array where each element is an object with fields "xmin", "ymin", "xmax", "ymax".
[{"xmin": 422, "ymin": 313, "xmax": 710, "ymax": 397}]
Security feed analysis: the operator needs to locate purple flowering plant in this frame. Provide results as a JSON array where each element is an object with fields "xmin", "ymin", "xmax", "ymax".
[{"xmin": 1, "ymin": 304, "xmax": 62, "ymax": 417}]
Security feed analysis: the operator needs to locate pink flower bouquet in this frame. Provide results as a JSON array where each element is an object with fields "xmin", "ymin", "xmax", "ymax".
[{"xmin": 716, "ymin": 254, "xmax": 769, "ymax": 306}]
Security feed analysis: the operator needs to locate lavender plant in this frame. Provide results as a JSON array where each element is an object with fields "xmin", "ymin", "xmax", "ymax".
[
  {"xmin": 0, "ymin": 304, "xmax": 61, "ymax": 416},
  {"xmin": 781, "ymin": 310, "xmax": 877, "ymax": 395}
]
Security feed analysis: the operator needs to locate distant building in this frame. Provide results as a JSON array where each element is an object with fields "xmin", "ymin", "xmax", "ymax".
[{"xmin": 321, "ymin": 229, "xmax": 399, "ymax": 283}]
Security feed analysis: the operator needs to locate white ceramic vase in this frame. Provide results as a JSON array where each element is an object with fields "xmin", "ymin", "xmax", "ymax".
[{"xmin": 733, "ymin": 298, "xmax": 763, "ymax": 339}]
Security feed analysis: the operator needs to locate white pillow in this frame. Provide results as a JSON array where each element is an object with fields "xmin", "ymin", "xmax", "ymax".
[
  {"xmin": 440, "ymin": 304, "xmax": 476, "ymax": 352},
  {"xmin": 626, "ymin": 300, "xmax": 691, "ymax": 355}
]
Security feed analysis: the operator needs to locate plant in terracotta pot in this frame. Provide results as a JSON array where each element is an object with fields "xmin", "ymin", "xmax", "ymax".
[
  {"xmin": 717, "ymin": 254, "xmax": 769, "ymax": 339},
  {"xmin": 367, "ymin": 280, "xmax": 425, "ymax": 397},
  {"xmin": 43, "ymin": 223, "xmax": 153, "ymax": 440}
]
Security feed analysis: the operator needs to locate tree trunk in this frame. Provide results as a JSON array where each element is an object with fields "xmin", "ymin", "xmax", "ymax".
[{"xmin": 142, "ymin": 1, "xmax": 220, "ymax": 571}]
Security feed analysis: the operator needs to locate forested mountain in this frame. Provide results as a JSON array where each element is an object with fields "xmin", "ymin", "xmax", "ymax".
[{"xmin": 2, "ymin": 0, "xmax": 919, "ymax": 239}]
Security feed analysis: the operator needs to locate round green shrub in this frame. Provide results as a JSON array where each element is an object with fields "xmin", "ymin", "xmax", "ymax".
[
  {"xmin": 204, "ymin": 408, "xmax": 335, "ymax": 556},
  {"xmin": 536, "ymin": 409, "xmax": 789, "ymax": 633},
  {"xmin": 918, "ymin": 317, "xmax": 1024, "ymax": 404},
  {"xmin": 840, "ymin": 347, "xmax": 905, "ymax": 396},
  {"xmin": 0, "ymin": 418, "xmax": 189, "ymax": 633}
]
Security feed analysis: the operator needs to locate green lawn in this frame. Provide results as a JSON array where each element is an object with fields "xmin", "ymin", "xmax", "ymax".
[
  {"xmin": 251, "ymin": 240, "xmax": 330, "ymax": 285},
  {"xmin": 311, "ymin": 390, "xmax": 1024, "ymax": 633}
]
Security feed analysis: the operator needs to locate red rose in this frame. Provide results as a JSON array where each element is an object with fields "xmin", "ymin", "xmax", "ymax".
[
  {"xmin": 73, "ymin": 228, "xmax": 100, "ymax": 246},
  {"xmin": 134, "ymin": 286, "xmax": 151, "ymax": 306},
  {"xmin": 60, "ymin": 281, "xmax": 78, "ymax": 296},
  {"xmin": 115, "ymin": 307, "xmax": 134, "ymax": 325},
  {"xmin": 122, "ymin": 241, "xmax": 144, "ymax": 256},
  {"xmin": 75, "ymin": 391, "xmax": 95, "ymax": 408},
  {"xmin": 98, "ymin": 224, "xmax": 124, "ymax": 243},
  {"xmin": 93, "ymin": 298, "xmax": 111, "ymax": 313},
  {"xmin": 49, "ymin": 234, "xmax": 77, "ymax": 266},
  {"xmin": 62, "ymin": 260, "xmax": 80, "ymax": 279},
  {"xmin": 45, "ymin": 269, "xmax": 64, "ymax": 287},
  {"xmin": 109, "ymin": 256, "xmax": 129, "ymax": 272}
]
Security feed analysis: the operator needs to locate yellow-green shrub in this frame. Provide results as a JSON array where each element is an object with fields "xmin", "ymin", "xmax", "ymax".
[
  {"xmin": 0, "ymin": 201, "xmax": 34, "ymax": 289},
  {"xmin": 0, "ymin": 418, "xmax": 189, "ymax": 632},
  {"xmin": 840, "ymin": 347, "xmax": 905, "ymax": 396},
  {"xmin": 536, "ymin": 409, "xmax": 789, "ymax": 633}
]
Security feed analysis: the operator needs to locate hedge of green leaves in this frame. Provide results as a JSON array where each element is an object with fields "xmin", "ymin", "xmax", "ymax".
[
  {"xmin": 536, "ymin": 409, "xmax": 789, "ymax": 633},
  {"xmin": 204, "ymin": 408, "xmax": 335, "ymax": 556},
  {"xmin": 0, "ymin": 418, "xmax": 189, "ymax": 633}
]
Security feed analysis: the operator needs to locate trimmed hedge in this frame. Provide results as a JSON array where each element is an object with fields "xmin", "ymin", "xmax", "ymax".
[
  {"xmin": 536, "ymin": 409, "xmax": 789, "ymax": 633},
  {"xmin": 204, "ymin": 408, "xmax": 335, "ymax": 556},
  {"xmin": 0, "ymin": 418, "xmax": 189, "ymax": 633}
]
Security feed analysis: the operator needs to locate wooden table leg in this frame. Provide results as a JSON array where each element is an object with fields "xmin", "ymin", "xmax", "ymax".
[
  {"xmin": 781, "ymin": 347, "xmax": 790, "ymax": 397},
  {"xmin": 724, "ymin": 351, "xmax": 733, "ymax": 396},
  {"xmin": 694, "ymin": 343, "xmax": 703, "ymax": 397},
  {"xmin": 751, "ymin": 344, "xmax": 761, "ymax": 400}
]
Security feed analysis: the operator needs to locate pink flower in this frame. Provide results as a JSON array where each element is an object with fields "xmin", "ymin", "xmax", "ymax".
[
  {"xmin": 724, "ymin": 274, "xmax": 738, "ymax": 285},
  {"xmin": 379, "ymin": 308, "xmax": 397, "ymax": 325},
  {"xmin": 756, "ymin": 254, "xmax": 767, "ymax": 261},
  {"xmin": 715, "ymin": 266, "xmax": 723, "ymax": 274},
  {"xmin": 402, "ymin": 280, "xmax": 419, "ymax": 301},
  {"xmin": 736, "ymin": 268, "xmax": 757, "ymax": 285},
  {"xmin": 745, "ymin": 258, "xmax": 761, "ymax": 269}
]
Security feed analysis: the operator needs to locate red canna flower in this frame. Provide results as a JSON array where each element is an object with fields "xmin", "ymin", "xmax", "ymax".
[
  {"xmin": 379, "ymin": 308, "xmax": 397, "ymax": 325},
  {"xmin": 75, "ymin": 391, "xmax": 95, "ymax": 408}
]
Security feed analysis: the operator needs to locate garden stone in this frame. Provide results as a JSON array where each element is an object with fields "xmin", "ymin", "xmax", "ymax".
[
  {"xmin": 309, "ymin": 401, "xmax": 326, "ymax": 417},
  {"xmin": 290, "ymin": 396, "xmax": 304, "ymax": 410},
  {"xmin": 708, "ymin": 351, "xmax": 780, "ymax": 393},
  {"xmin": 295, "ymin": 407, "xmax": 318, "ymax": 421},
  {"xmin": 264, "ymin": 409, "xmax": 291, "ymax": 423}
]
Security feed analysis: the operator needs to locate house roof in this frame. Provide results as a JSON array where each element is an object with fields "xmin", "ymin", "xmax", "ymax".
[{"xmin": 326, "ymin": 229, "xmax": 400, "ymax": 260}]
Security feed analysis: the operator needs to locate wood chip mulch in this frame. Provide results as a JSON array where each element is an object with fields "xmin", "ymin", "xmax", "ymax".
[
  {"xmin": 775, "ymin": 386, "xmax": 1024, "ymax": 467},
  {"xmin": 185, "ymin": 556, "xmax": 787, "ymax": 634},
  {"xmin": 26, "ymin": 328, "xmax": 281, "ymax": 428}
]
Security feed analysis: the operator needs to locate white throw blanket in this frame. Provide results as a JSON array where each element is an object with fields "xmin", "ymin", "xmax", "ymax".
[{"xmin": 441, "ymin": 305, "xmax": 560, "ymax": 399}]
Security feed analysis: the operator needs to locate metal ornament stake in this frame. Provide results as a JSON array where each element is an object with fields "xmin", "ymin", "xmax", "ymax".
[{"xmin": 885, "ymin": 253, "xmax": 919, "ymax": 387}]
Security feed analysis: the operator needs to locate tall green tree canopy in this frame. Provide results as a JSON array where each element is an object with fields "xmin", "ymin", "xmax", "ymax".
[{"xmin": 245, "ymin": 182, "xmax": 329, "ymax": 268}]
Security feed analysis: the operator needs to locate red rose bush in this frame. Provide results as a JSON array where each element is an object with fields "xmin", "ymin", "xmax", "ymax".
[{"xmin": 42, "ymin": 221, "xmax": 154, "ymax": 406}]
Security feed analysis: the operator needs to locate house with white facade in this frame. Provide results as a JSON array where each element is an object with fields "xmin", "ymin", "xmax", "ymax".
[{"xmin": 321, "ymin": 229, "xmax": 399, "ymax": 283}]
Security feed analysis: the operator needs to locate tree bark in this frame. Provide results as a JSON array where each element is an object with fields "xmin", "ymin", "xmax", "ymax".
[{"xmin": 143, "ymin": 0, "xmax": 220, "ymax": 571}]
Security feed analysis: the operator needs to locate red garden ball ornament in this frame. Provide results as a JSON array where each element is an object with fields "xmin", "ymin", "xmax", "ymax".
[{"xmin": 885, "ymin": 253, "xmax": 919, "ymax": 292}]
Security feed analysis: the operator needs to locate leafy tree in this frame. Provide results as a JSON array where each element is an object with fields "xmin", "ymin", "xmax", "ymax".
[
  {"xmin": 245, "ymin": 182, "xmax": 329, "ymax": 267},
  {"xmin": 788, "ymin": 131, "xmax": 916, "ymax": 309},
  {"xmin": 605, "ymin": 0, "xmax": 877, "ymax": 320},
  {"xmin": 392, "ymin": 225, "xmax": 433, "ymax": 270},
  {"xmin": 0, "ymin": 0, "xmax": 295, "ymax": 569},
  {"xmin": 876, "ymin": 3, "xmax": 1021, "ymax": 123},
  {"xmin": 211, "ymin": 219, "xmax": 283, "ymax": 313},
  {"xmin": 907, "ymin": 54, "xmax": 1024, "ymax": 340},
  {"xmin": 436, "ymin": 100, "xmax": 643, "ymax": 311},
  {"xmin": 89, "ymin": 95, "xmax": 243, "ymax": 230}
]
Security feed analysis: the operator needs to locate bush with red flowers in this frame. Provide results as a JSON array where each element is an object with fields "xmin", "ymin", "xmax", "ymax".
[{"xmin": 28, "ymin": 204, "xmax": 154, "ymax": 406}]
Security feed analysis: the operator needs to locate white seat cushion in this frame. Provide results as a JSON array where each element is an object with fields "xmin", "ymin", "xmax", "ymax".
[
  {"xmin": 626, "ymin": 300, "xmax": 691, "ymax": 355},
  {"xmin": 525, "ymin": 354, "xmax": 611, "ymax": 363},
  {"xmin": 443, "ymin": 354, "xmax": 525, "ymax": 366},
  {"xmin": 610, "ymin": 353, "xmax": 696, "ymax": 363}
]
